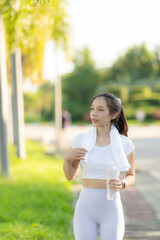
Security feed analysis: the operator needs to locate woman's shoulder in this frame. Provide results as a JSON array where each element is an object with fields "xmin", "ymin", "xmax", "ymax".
[
  {"xmin": 120, "ymin": 134, "xmax": 135, "ymax": 156},
  {"xmin": 119, "ymin": 134, "xmax": 135, "ymax": 148},
  {"xmin": 120, "ymin": 134, "xmax": 133, "ymax": 143}
]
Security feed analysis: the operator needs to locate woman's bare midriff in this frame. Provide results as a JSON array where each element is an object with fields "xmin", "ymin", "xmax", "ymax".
[{"xmin": 82, "ymin": 178, "xmax": 107, "ymax": 189}]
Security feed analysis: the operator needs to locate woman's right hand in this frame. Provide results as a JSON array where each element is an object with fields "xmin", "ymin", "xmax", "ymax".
[{"xmin": 65, "ymin": 148, "xmax": 88, "ymax": 162}]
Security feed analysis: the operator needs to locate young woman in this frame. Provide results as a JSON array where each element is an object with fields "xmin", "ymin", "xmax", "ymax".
[{"xmin": 63, "ymin": 92, "xmax": 135, "ymax": 240}]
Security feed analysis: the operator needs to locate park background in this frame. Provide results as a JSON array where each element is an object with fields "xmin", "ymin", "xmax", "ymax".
[{"xmin": 0, "ymin": 0, "xmax": 160, "ymax": 239}]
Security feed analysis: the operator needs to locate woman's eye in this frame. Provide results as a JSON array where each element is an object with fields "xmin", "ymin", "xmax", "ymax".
[{"xmin": 99, "ymin": 109, "xmax": 103, "ymax": 111}]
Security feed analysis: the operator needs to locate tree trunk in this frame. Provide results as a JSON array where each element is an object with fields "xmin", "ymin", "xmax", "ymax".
[
  {"xmin": 0, "ymin": 15, "xmax": 11, "ymax": 177},
  {"xmin": 10, "ymin": 53, "xmax": 17, "ymax": 147},
  {"xmin": 10, "ymin": 48, "xmax": 26, "ymax": 159},
  {"xmin": 55, "ymin": 75, "xmax": 62, "ymax": 151}
]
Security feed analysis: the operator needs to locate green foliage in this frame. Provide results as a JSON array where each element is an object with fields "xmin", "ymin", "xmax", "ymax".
[
  {"xmin": 105, "ymin": 43, "xmax": 160, "ymax": 84},
  {"xmin": 130, "ymin": 86, "xmax": 152, "ymax": 101},
  {"xmin": 124, "ymin": 102, "xmax": 159, "ymax": 120},
  {"xmin": 96, "ymin": 84, "xmax": 129, "ymax": 104},
  {"xmin": 24, "ymin": 81, "xmax": 55, "ymax": 122},
  {"xmin": 62, "ymin": 48, "xmax": 99, "ymax": 120},
  {"xmin": 0, "ymin": 141, "xmax": 74, "ymax": 240},
  {"xmin": 61, "ymin": 44, "xmax": 160, "ymax": 121},
  {"xmin": 23, "ymin": 45, "xmax": 160, "ymax": 122},
  {"xmin": 74, "ymin": 46, "xmax": 95, "ymax": 66},
  {"xmin": 1, "ymin": 0, "xmax": 71, "ymax": 83},
  {"xmin": 153, "ymin": 85, "xmax": 160, "ymax": 92}
]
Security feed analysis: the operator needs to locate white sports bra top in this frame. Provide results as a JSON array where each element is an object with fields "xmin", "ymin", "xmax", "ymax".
[
  {"xmin": 80, "ymin": 145, "xmax": 118, "ymax": 180},
  {"xmin": 71, "ymin": 133, "xmax": 135, "ymax": 180}
]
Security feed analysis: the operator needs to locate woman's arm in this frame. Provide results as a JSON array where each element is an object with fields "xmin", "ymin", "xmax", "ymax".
[
  {"xmin": 121, "ymin": 150, "xmax": 135, "ymax": 188},
  {"xmin": 109, "ymin": 150, "xmax": 135, "ymax": 191},
  {"xmin": 63, "ymin": 147, "xmax": 88, "ymax": 181}
]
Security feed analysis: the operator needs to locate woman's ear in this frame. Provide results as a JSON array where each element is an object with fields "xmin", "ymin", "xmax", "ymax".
[{"xmin": 112, "ymin": 112, "xmax": 118, "ymax": 120}]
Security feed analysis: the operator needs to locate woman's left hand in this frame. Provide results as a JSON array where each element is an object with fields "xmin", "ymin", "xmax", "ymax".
[{"xmin": 108, "ymin": 179, "xmax": 123, "ymax": 191}]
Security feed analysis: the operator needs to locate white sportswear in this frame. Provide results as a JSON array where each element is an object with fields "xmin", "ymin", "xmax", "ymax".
[
  {"xmin": 74, "ymin": 187, "xmax": 124, "ymax": 240},
  {"xmin": 71, "ymin": 133, "xmax": 135, "ymax": 180},
  {"xmin": 70, "ymin": 130, "xmax": 135, "ymax": 240}
]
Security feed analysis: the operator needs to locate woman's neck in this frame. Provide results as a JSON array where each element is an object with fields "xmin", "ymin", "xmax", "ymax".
[
  {"xmin": 95, "ymin": 125, "xmax": 111, "ymax": 146},
  {"xmin": 96, "ymin": 125, "xmax": 111, "ymax": 138}
]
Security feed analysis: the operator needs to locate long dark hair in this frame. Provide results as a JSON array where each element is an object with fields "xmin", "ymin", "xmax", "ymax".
[{"xmin": 91, "ymin": 92, "xmax": 128, "ymax": 137}]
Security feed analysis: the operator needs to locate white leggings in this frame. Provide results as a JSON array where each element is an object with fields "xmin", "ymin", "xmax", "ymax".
[{"xmin": 73, "ymin": 187, "xmax": 125, "ymax": 240}]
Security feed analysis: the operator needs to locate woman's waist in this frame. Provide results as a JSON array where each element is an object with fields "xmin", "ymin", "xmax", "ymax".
[{"xmin": 82, "ymin": 178, "xmax": 107, "ymax": 189}]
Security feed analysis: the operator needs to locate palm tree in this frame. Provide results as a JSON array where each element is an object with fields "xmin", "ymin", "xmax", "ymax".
[{"xmin": 0, "ymin": 0, "xmax": 71, "ymax": 176}]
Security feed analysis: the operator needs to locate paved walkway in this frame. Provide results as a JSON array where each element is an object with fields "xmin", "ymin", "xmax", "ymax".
[{"xmin": 121, "ymin": 183, "xmax": 160, "ymax": 239}]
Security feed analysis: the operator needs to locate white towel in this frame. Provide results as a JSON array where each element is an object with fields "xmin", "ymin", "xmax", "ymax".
[{"xmin": 82, "ymin": 125, "xmax": 131, "ymax": 171}]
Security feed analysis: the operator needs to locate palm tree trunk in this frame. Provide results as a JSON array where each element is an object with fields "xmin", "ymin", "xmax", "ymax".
[
  {"xmin": 0, "ymin": 15, "xmax": 11, "ymax": 177},
  {"xmin": 55, "ymin": 74, "xmax": 62, "ymax": 151},
  {"xmin": 10, "ymin": 48, "xmax": 26, "ymax": 159}
]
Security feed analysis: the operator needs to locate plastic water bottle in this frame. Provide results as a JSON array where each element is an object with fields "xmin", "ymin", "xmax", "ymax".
[{"xmin": 106, "ymin": 162, "xmax": 119, "ymax": 200}]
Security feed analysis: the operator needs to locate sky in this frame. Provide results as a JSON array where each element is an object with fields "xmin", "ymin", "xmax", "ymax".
[
  {"xmin": 43, "ymin": 0, "xmax": 160, "ymax": 82},
  {"xmin": 68, "ymin": 0, "xmax": 160, "ymax": 67}
]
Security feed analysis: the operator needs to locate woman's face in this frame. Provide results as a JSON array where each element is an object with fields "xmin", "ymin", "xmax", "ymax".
[{"xmin": 90, "ymin": 97, "xmax": 116, "ymax": 127}]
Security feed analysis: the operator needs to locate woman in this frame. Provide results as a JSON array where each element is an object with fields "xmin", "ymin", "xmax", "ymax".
[{"xmin": 63, "ymin": 92, "xmax": 135, "ymax": 240}]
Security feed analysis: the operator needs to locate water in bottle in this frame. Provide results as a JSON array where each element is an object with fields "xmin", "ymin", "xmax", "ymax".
[{"xmin": 106, "ymin": 162, "xmax": 120, "ymax": 200}]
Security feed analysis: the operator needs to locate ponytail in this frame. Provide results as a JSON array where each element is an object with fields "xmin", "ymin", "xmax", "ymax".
[{"xmin": 112, "ymin": 105, "xmax": 128, "ymax": 137}]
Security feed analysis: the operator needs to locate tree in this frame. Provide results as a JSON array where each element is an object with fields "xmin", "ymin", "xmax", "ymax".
[
  {"xmin": 152, "ymin": 46, "xmax": 160, "ymax": 78},
  {"xmin": 106, "ymin": 43, "xmax": 155, "ymax": 84},
  {"xmin": 0, "ymin": 0, "xmax": 71, "ymax": 173},
  {"xmin": 62, "ymin": 47, "xmax": 99, "ymax": 121},
  {"xmin": 24, "ymin": 81, "xmax": 55, "ymax": 122},
  {"xmin": 2, "ymin": 0, "xmax": 71, "ymax": 83}
]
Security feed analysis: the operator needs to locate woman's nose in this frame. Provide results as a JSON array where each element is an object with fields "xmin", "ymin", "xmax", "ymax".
[{"xmin": 92, "ymin": 110, "xmax": 98, "ymax": 116}]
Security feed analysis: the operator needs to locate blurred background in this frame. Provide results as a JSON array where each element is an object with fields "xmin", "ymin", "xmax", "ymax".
[{"xmin": 0, "ymin": 0, "xmax": 160, "ymax": 239}]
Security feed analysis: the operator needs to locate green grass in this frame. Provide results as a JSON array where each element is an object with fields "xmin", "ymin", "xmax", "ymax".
[{"xmin": 0, "ymin": 141, "xmax": 74, "ymax": 240}]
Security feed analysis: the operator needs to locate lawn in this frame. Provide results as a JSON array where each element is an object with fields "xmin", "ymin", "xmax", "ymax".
[{"xmin": 0, "ymin": 141, "xmax": 74, "ymax": 240}]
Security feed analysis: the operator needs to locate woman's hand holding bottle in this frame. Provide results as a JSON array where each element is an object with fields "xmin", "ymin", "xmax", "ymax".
[{"xmin": 108, "ymin": 179, "xmax": 123, "ymax": 191}]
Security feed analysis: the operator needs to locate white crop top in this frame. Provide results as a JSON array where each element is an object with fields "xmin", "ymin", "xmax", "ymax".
[{"xmin": 71, "ymin": 133, "xmax": 135, "ymax": 180}]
